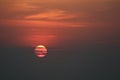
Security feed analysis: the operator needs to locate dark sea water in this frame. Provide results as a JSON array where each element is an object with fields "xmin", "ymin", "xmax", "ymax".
[{"xmin": 0, "ymin": 45, "xmax": 119, "ymax": 80}]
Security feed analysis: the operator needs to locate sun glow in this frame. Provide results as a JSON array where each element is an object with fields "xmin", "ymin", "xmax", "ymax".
[{"xmin": 37, "ymin": 45, "xmax": 45, "ymax": 48}]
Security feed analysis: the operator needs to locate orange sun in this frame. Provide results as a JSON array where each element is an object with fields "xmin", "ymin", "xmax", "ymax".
[{"xmin": 35, "ymin": 45, "xmax": 47, "ymax": 58}]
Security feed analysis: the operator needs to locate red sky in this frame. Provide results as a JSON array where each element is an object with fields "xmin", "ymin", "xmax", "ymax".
[{"xmin": 0, "ymin": 0, "xmax": 120, "ymax": 47}]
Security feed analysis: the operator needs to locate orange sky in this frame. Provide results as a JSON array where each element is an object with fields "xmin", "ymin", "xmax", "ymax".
[{"xmin": 0, "ymin": 0, "xmax": 120, "ymax": 47}]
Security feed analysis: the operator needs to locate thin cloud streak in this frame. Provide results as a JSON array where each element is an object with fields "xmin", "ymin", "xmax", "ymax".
[
  {"xmin": 0, "ymin": 19, "xmax": 86, "ymax": 28},
  {"xmin": 24, "ymin": 9, "xmax": 77, "ymax": 21}
]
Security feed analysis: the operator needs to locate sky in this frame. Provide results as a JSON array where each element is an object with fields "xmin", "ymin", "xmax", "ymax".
[
  {"xmin": 0, "ymin": 0, "xmax": 120, "ymax": 47},
  {"xmin": 0, "ymin": 1, "xmax": 120, "ymax": 80}
]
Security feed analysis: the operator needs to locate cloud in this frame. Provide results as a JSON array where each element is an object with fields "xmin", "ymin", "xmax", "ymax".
[
  {"xmin": 11, "ymin": 3, "xmax": 37, "ymax": 11},
  {"xmin": 0, "ymin": 0, "xmax": 119, "ymax": 27},
  {"xmin": 0, "ymin": 19, "xmax": 85, "ymax": 28},
  {"xmin": 24, "ymin": 9, "xmax": 77, "ymax": 21}
]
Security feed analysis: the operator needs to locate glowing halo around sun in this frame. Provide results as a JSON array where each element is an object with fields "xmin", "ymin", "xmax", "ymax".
[{"xmin": 35, "ymin": 45, "xmax": 47, "ymax": 58}]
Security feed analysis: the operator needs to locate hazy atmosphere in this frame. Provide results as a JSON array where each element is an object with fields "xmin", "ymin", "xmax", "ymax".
[{"xmin": 0, "ymin": 0, "xmax": 120, "ymax": 80}]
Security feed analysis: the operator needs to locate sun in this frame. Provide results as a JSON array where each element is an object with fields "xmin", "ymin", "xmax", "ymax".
[{"xmin": 34, "ymin": 45, "xmax": 47, "ymax": 58}]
